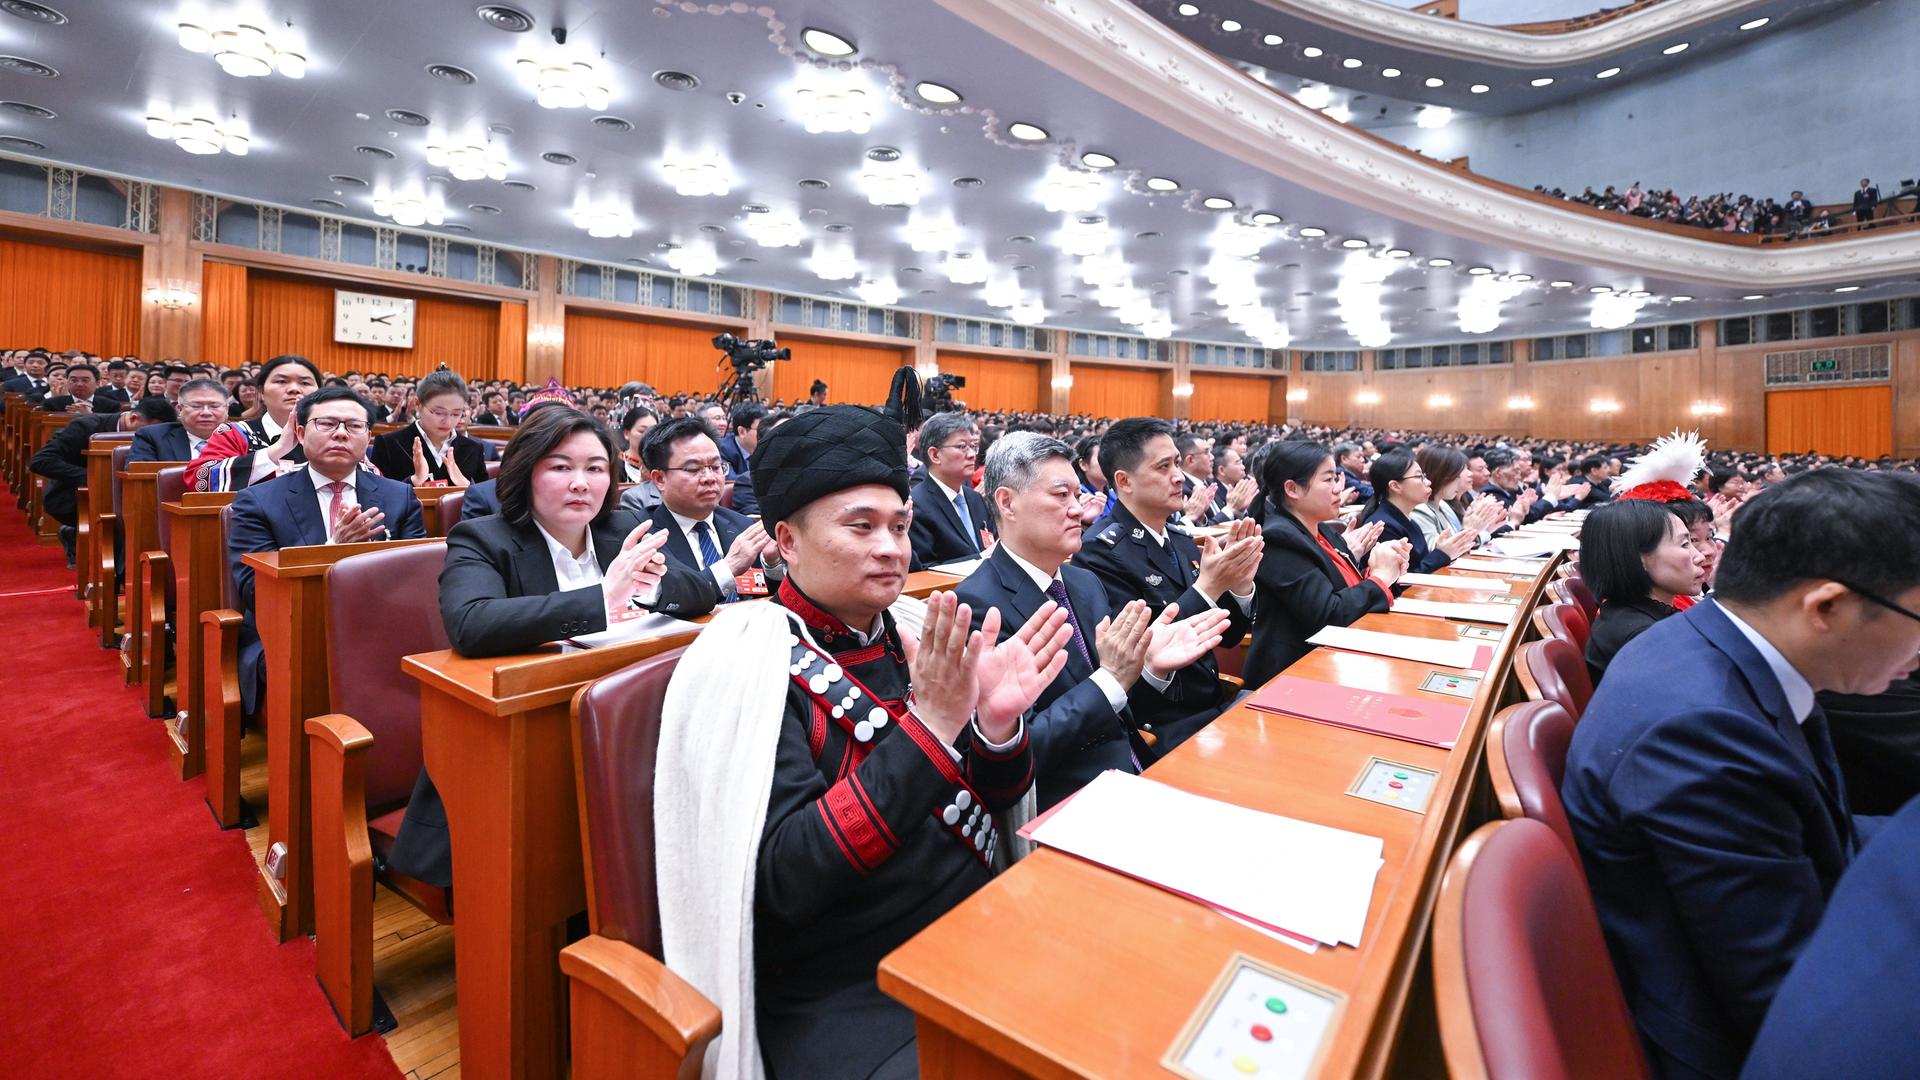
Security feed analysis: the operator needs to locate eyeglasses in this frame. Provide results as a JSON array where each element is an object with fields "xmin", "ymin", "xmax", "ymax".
[
  {"xmin": 666, "ymin": 463, "xmax": 728, "ymax": 478},
  {"xmin": 179, "ymin": 400, "xmax": 228, "ymax": 413},
  {"xmin": 306, "ymin": 418, "xmax": 370, "ymax": 435},
  {"xmin": 936, "ymin": 441, "xmax": 981, "ymax": 455},
  {"xmin": 424, "ymin": 407, "xmax": 470, "ymax": 422},
  {"xmin": 1838, "ymin": 582, "xmax": 1920, "ymax": 625}
]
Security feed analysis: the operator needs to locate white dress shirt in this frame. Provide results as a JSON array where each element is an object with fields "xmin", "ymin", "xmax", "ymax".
[
  {"xmin": 245, "ymin": 411, "xmax": 300, "ymax": 486},
  {"xmin": 1717, "ymin": 603, "xmax": 1817, "ymax": 724},
  {"xmin": 412, "ymin": 420, "xmax": 450, "ymax": 469},
  {"xmin": 534, "ymin": 522, "xmax": 603, "ymax": 592},
  {"xmin": 1001, "ymin": 546, "xmax": 1171, "ymax": 708},
  {"xmin": 669, "ymin": 508, "xmax": 739, "ymax": 597},
  {"xmin": 927, "ymin": 473, "xmax": 980, "ymax": 548}
]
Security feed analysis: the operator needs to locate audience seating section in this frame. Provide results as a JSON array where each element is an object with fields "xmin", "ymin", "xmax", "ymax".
[
  {"xmin": 1486, "ymin": 700, "xmax": 1581, "ymax": 857},
  {"xmin": 1531, "ymin": 602, "xmax": 1592, "ymax": 652},
  {"xmin": 1515, "ymin": 637, "xmax": 1594, "ymax": 718}
]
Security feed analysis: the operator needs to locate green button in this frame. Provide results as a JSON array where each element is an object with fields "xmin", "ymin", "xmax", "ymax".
[
  {"xmin": 1265, "ymin": 996, "xmax": 1288, "ymax": 1014},
  {"xmin": 1393, "ymin": 772, "xmax": 1409, "ymax": 780}
]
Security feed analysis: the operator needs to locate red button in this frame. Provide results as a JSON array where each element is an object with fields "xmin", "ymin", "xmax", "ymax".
[
  {"xmin": 1388, "ymin": 781, "xmax": 1405, "ymax": 789},
  {"xmin": 1250, "ymin": 1024, "xmax": 1273, "ymax": 1042}
]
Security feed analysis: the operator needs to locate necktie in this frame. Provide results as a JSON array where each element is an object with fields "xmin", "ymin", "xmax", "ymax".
[
  {"xmin": 1799, "ymin": 704, "xmax": 1856, "ymax": 849},
  {"xmin": 953, "ymin": 491, "xmax": 978, "ymax": 551},
  {"xmin": 326, "ymin": 481, "xmax": 350, "ymax": 541},
  {"xmin": 1044, "ymin": 578, "xmax": 1093, "ymax": 668},
  {"xmin": 693, "ymin": 520, "xmax": 722, "ymax": 569}
]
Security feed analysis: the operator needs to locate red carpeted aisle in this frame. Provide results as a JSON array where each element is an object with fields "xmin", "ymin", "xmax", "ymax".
[{"xmin": 0, "ymin": 486, "xmax": 402, "ymax": 1080}]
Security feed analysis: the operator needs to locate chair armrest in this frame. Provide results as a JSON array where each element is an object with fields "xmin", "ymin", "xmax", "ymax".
[
  {"xmin": 139, "ymin": 550, "xmax": 171, "ymax": 717},
  {"xmin": 201, "ymin": 608, "xmax": 247, "ymax": 828},
  {"xmin": 305, "ymin": 712, "xmax": 379, "ymax": 1035},
  {"xmin": 560, "ymin": 935, "xmax": 722, "ymax": 1080},
  {"xmin": 1217, "ymin": 672, "xmax": 1245, "ymax": 693}
]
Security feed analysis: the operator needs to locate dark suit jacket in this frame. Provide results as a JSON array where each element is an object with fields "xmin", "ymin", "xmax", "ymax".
[
  {"xmin": 29, "ymin": 412, "xmax": 122, "ymax": 525},
  {"xmin": 2, "ymin": 374, "xmax": 47, "ymax": 396},
  {"xmin": 1071, "ymin": 499, "xmax": 1248, "ymax": 746},
  {"xmin": 1339, "ymin": 467, "xmax": 1374, "ymax": 501},
  {"xmin": 38, "ymin": 391, "xmax": 122, "ymax": 414},
  {"xmin": 1561, "ymin": 600, "xmax": 1859, "ymax": 1079},
  {"xmin": 1821, "ymin": 675, "xmax": 1920, "ymax": 816},
  {"xmin": 1243, "ymin": 510, "xmax": 1391, "ymax": 688},
  {"xmin": 955, "ymin": 546, "xmax": 1142, "ymax": 808},
  {"xmin": 647, "ymin": 503, "xmax": 756, "ymax": 594},
  {"xmin": 129, "ymin": 422, "xmax": 195, "ymax": 464},
  {"xmin": 1585, "ymin": 595, "xmax": 1676, "ymax": 687},
  {"xmin": 1366, "ymin": 500, "xmax": 1451, "ymax": 576},
  {"xmin": 717, "ymin": 434, "xmax": 760, "ymax": 517},
  {"xmin": 368, "ymin": 423, "xmax": 488, "ymax": 486},
  {"xmin": 1740, "ymin": 794, "xmax": 1920, "ymax": 1079},
  {"xmin": 909, "ymin": 475, "xmax": 994, "ymax": 567},
  {"xmin": 437, "ymin": 511, "xmax": 721, "ymax": 659},
  {"xmin": 1479, "ymin": 482, "xmax": 1554, "ymax": 525},
  {"xmin": 460, "ymin": 477, "xmax": 501, "ymax": 519}
]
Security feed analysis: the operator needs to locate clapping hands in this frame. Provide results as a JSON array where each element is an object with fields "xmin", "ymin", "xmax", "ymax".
[{"xmin": 601, "ymin": 520, "xmax": 672, "ymax": 617}]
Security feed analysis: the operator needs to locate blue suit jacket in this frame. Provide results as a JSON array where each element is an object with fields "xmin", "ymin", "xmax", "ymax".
[
  {"xmin": 717, "ymin": 434, "xmax": 759, "ymax": 517},
  {"xmin": 1365, "ymin": 500, "xmax": 1452, "ymax": 576},
  {"xmin": 228, "ymin": 467, "xmax": 427, "ymax": 614},
  {"xmin": 460, "ymin": 477, "xmax": 500, "ymax": 519},
  {"xmin": 954, "ymin": 546, "xmax": 1141, "ymax": 809},
  {"xmin": 1561, "ymin": 600, "xmax": 1858, "ymax": 1079},
  {"xmin": 909, "ymin": 475, "xmax": 993, "ymax": 567},
  {"xmin": 129, "ymin": 422, "xmax": 194, "ymax": 464},
  {"xmin": 1741, "ymin": 794, "xmax": 1920, "ymax": 1079}
]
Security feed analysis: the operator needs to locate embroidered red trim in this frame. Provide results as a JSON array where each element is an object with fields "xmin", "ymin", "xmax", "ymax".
[
  {"xmin": 822, "ymin": 779, "xmax": 893, "ymax": 869},
  {"xmin": 813, "ymin": 801, "xmax": 869, "ymax": 875}
]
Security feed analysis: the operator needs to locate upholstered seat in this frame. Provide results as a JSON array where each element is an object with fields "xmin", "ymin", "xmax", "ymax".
[
  {"xmin": 1532, "ymin": 601, "xmax": 1592, "ymax": 651},
  {"xmin": 1515, "ymin": 637, "xmax": 1594, "ymax": 718},
  {"xmin": 1487, "ymin": 700, "xmax": 1581, "ymax": 857},
  {"xmin": 1563, "ymin": 576, "xmax": 1599, "ymax": 623},
  {"xmin": 437, "ymin": 489, "xmax": 464, "ymax": 533}
]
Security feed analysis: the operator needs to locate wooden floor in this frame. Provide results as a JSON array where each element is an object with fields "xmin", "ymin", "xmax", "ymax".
[{"xmin": 236, "ymin": 728, "xmax": 463, "ymax": 1078}]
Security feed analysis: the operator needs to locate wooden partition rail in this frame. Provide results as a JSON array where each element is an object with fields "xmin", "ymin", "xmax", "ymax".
[
  {"xmin": 399, "ymin": 569, "xmax": 964, "ymax": 1080},
  {"xmin": 24, "ymin": 412, "xmax": 75, "ymax": 539},
  {"xmin": 879, "ymin": 556, "xmax": 1563, "ymax": 1079},
  {"xmin": 118, "ymin": 464, "xmax": 172, "ymax": 688},
  {"xmin": 158, "ymin": 492, "xmax": 236, "ymax": 780}
]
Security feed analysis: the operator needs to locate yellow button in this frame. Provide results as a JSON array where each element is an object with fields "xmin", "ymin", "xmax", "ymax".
[{"xmin": 1232, "ymin": 1054, "xmax": 1259, "ymax": 1074}]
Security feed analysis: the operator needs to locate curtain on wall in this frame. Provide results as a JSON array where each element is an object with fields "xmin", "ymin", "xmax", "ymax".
[
  {"xmin": 934, "ymin": 353, "xmax": 1045, "ymax": 413},
  {"xmin": 771, "ymin": 339, "xmax": 912, "ymax": 407},
  {"xmin": 199, "ymin": 261, "xmax": 249, "ymax": 365},
  {"xmin": 0, "ymin": 237, "xmax": 140, "ymax": 356},
  {"xmin": 1189, "ymin": 372, "xmax": 1276, "ymax": 423},
  {"xmin": 1765, "ymin": 385, "xmax": 1892, "ymax": 458},
  {"xmin": 1069, "ymin": 364, "xmax": 1166, "ymax": 419},
  {"xmin": 246, "ymin": 272, "xmax": 504, "ymax": 378},
  {"xmin": 562, "ymin": 311, "xmax": 734, "ymax": 394},
  {"xmin": 495, "ymin": 300, "xmax": 527, "ymax": 384}
]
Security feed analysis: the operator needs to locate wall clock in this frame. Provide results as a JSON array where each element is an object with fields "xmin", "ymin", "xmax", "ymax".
[{"xmin": 334, "ymin": 290, "xmax": 417, "ymax": 348}]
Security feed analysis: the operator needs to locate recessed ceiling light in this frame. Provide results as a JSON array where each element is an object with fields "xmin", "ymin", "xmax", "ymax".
[
  {"xmin": 1670, "ymin": 295, "xmax": 1692, "ymax": 302},
  {"xmin": 1297, "ymin": 226, "xmax": 1327, "ymax": 237},
  {"xmin": 1426, "ymin": 257, "xmax": 1453, "ymax": 267},
  {"xmin": 1469, "ymin": 84, "xmax": 1490, "ymax": 93},
  {"xmin": 1250, "ymin": 211, "xmax": 1282, "ymax": 224},
  {"xmin": 1007, "ymin": 122, "xmax": 1047, "ymax": 141},
  {"xmin": 1341, "ymin": 238, "xmax": 1370, "ymax": 249},
  {"xmin": 1662, "ymin": 42, "xmax": 1689, "ymax": 55},
  {"xmin": 1466, "ymin": 265, "xmax": 1494, "ymax": 275},
  {"xmin": 1381, "ymin": 67, "xmax": 1401, "ymax": 78},
  {"xmin": 1302, "ymin": 46, "xmax": 1323, "ymax": 58},
  {"xmin": 1548, "ymin": 279, "xmax": 1573, "ymax": 288},
  {"xmin": 801, "ymin": 28, "xmax": 856, "ymax": 57},
  {"xmin": 1385, "ymin": 247, "xmax": 1411, "ymax": 258},
  {"xmin": 1342, "ymin": 58, "xmax": 1362, "ymax": 69},
  {"xmin": 1425, "ymin": 77, "xmax": 1445, "ymax": 88},
  {"xmin": 1596, "ymin": 66, "xmax": 1621, "ymax": 78},
  {"xmin": 1177, "ymin": 2, "xmax": 1199, "ymax": 14},
  {"xmin": 1590, "ymin": 285, "xmax": 1613, "ymax": 294},
  {"xmin": 1203, "ymin": 195, "xmax": 1234, "ymax": 209},
  {"xmin": 1146, "ymin": 176, "xmax": 1179, "ymax": 191},
  {"xmin": 1080, "ymin": 151, "xmax": 1116, "ymax": 168},
  {"xmin": 1262, "ymin": 33, "xmax": 1283, "ymax": 45},
  {"xmin": 1530, "ymin": 77, "xmax": 1555, "ymax": 87},
  {"xmin": 1743, "ymin": 293, "xmax": 1765, "ymax": 300},
  {"xmin": 1507, "ymin": 273, "xmax": 1533, "ymax": 282},
  {"xmin": 915, "ymin": 81, "xmax": 961, "ymax": 105},
  {"xmin": 1834, "ymin": 285, "xmax": 1861, "ymax": 293},
  {"xmin": 1739, "ymin": 17, "xmax": 1770, "ymax": 30},
  {"xmin": 1220, "ymin": 19, "xmax": 1241, "ymax": 32},
  {"xmin": 1627, "ymin": 290, "xmax": 1650, "ymax": 298}
]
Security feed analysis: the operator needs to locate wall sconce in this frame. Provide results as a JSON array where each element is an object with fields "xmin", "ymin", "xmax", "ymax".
[
  {"xmin": 1050, "ymin": 375, "xmax": 1075, "ymax": 390},
  {"xmin": 1354, "ymin": 390, "xmax": 1381, "ymax": 405},
  {"xmin": 145, "ymin": 280, "xmax": 197, "ymax": 309},
  {"xmin": 529, "ymin": 325, "xmax": 565, "ymax": 349},
  {"xmin": 1171, "ymin": 382, "xmax": 1195, "ymax": 398},
  {"xmin": 1506, "ymin": 395, "xmax": 1535, "ymax": 410},
  {"xmin": 1285, "ymin": 388, "xmax": 1308, "ymax": 402},
  {"xmin": 1589, "ymin": 398, "xmax": 1621, "ymax": 414},
  {"xmin": 1688, "ymin": 401, "xmax": 1725, "ymax": 417},
  {"xmin": 1427, "ymin": 393, "xmax": 1454, "ymax": 408}
]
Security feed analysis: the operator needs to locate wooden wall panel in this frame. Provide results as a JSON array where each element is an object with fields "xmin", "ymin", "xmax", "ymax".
[
  {"xmin": 247, "ymin": 273, "xmax": 505, "ymax": 378},
  {"xmin": 1765, "ymin": 385, "xmax": 1893, "ymax": 458},
  {"xmin": 0, "ymin": 236, "xmax": 141, "ymax": 356},
  {"xmin": 933, "ymin": 352, "xmax": 1045, "ymax": 413},
  {"xmin": 199, "ymin": 260, "xmax": 249, "ymax": 365},
  {"xmin": 1069, "ymin": 364, "xmax": 1168, "ymax": 419},
  {"xmin": 562, "ymin": 311, "xmax": 732, "ymax": 394},
  {"xmin": 770, "ymin": 338, "xmax": 912, "ymax": 407},
  {"xmin": 1189, "ymin": 371, "xmax": 1278, "ymax": 423}
]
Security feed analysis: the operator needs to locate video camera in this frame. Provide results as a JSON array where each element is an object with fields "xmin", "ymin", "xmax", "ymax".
[
  {"xmin": 923, "ymin": 372, "xmax": 967, "ymax": 413},
  {"xmin": 715, "ymin": 333, "xmax": 791, "ymax": 406}
]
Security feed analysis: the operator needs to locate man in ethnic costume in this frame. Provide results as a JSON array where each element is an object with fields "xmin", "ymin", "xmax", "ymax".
[{"xmin": 654, "ymin": 392, "xmax": 1073, "ymax": 1079}]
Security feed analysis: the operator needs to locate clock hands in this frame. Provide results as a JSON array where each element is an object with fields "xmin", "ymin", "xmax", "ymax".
[{"xmin": 369, "ymin": 313, "xmax": 395, "ymax": 324}]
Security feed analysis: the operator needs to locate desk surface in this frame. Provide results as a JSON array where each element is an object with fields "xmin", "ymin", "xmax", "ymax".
[{"xmin": 878, "ymin": 557, "xmax": 1559, "ymax": 1079}]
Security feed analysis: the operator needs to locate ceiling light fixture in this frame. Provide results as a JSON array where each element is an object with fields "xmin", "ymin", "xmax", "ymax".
[
  {"xmin": 373, "ymin": 189, "xmax": 446, "ymax": 228},
  {"xmin": 1424, "ymin": 76, "xmax": 1444, "ymax": 88},
  {"xmin": 1416, "ymin": 105, "xmax": 1453, "ymax": 128},
  {"xmin": 1177, "ymin": 2, "xmax": 1200, "ymax": 14},
  {"xmin": 1297, "ymin": 226, "xmax": 1328, "ymax": 238},
  {"xmin": 1458, "ymin": 273, "xmax": 1525, "ymax": 334},
  {"xmin": 1263, "ymin": 33, "xmax": 1284, "ymax": 45},
  {"xmin": 1426, "ymin": 257, "xmax": 1453, "ymax": 267},
  {"xmin": 1322, "ymin": 103, "xmax": 1351, "ymax": 123},
  {"xmin": 1146, "ymin": 176, "xmax": 1179, "ymax": 192},
  {"xmin": 1662, "ymin": 42, "xmax": 1689, "ymax": 55},
  {"xmin": 1740, "ymin": 17, "xmax": 1770, "ymax": 30},
  {"xmin": 1080, "ymin": 151, "xmax": 1117, "ymax": 169},
  {"xmin": 426, "ymin": 132, "xmax": 509, "ymax": 180},
  {"xmin": 983, "ymin": 275, "xmax": 1021, "ymax": 309},
  {"xmin": 1590, "ymin": 292, "xmax": 1645, "ymax": 329},
  {"xmin": 812, "ymin": 241, "xmax": 860, "ymax": 281},
  {"xmin": 1833, "ymin": 285, "xmax": 1861, "ymax": 293},
  {"xmin": 1530, "ymin": 77, "xmax": 1555, "ymax": 87},
  {"xmin": 516, "ymin": 54, "xmax": 611, "ymax": 110},
  {"xmin": 1548, "ymin": 279, "xmax": 1574, "ymax": 288},
  {"xmin": 856, "ymin": 276, "xmax": 900, "ymax": 306},
  {"xmin": 1508, "ymin": 273, "xmax": 1533, "ymax": 282},
  {"xmin": 1385, "ymin": 247, "xmax": 1411, "ymax": 258},
  {"xmin": 1220, "ymin": 19, "xmax": 1241, "ymax": 32},
  {"xmin": 1214, "ymin": 221, "xmax": 1270, "ymax": 258},
  {"xmin": 1381, "ymin": 67, "xmax": 1401, "ymax": 77},
  {"xmin": 908, "ymin": 219, "xmax": 962, "ymax": 253},
  {"xmin": 794, "ymin": 78, "xmax": 872, "ymax": 134},
  {"xmin": 660, "ymin": 151, "xmax": 733, "ymax": 197},
  {"xmin": 1202, "ymin": 196, "xmax": 1235, "ymax": 210},
  {"xmin": 1742, "ymin": 293, "xmax": 1765, "ymax": 300},
  {"xmin": 914, "ymin": 81, "xmax": 962, "ymax": 105},
  {"xmin": 1038, "ymin": 167, "xmax": 1105, "ymax": 213},
  {"xmin": 1340, "ymin": 238, "xmax": 1370, "ymax": 250},
  {"xmin": 666, "ymin": 240, "xmax": 719, "ymax": 276},
  {"xmin": 1295, "ymin": 83, "xmax": 1332, "ymax": 110},
  {"xmin": 177, "ymin": 20, "xmax": 306, "ymax": 79},
  {"xmin": 570, "ymin": 202, "xmax": 634, "ymax": 239},
  {"xmin": 145, "ymin": 112, "xmax": 249, "ymax": 155},
  {"xmin": 1469, "ymin": 84, "xmax": 1490, "ymax": 93},
  {"xmin": 1342, "ymin": 58, "xmax": 1363, "ymax": 69},
  {"xmin": 1466, "ymin": 265, "xmax": 1493, "ymax": 275},
  {"xmin": 944, "ymin": 250, "xmax": 988, "ymax": 285},
  {"xmin": 1302, "ymin": 46, "xmax": 1323, "ymax": 58},
  {"xmin": 1007, "ymin": 122, "xmax": 1048, "ymax": 141},
  {"xmin": 1670, "ymin": 294, "xmax": 1693, "ymax": 302},
  {"xmin": 744, "ymin": 213, "xmax": 803, "ymax": 248},
  {"xmin": 1079, "ymin": 251, "xmax": 1129, "ymax": 288},
  {"xmin": 1250, "ymin": 212, "xmax": 1283, "ymax": 225},
  {"xmin": 1011, "ymin": 299, "xmax": 1048, "ymax": 325},
  {"xmin": 858, "ymin": 160, "xmax": 924, "ymax": 206},
  {"xmin": 1061, "ymin": 216, "xmax": 1113, "ymax": 258},
  {"xmin": 1589, "ymin": 285, "xmax": 1613, "ymax": 294},
  {"xmin": 800, "ymin": 28, "xmax": 856, "ymax": 56},
  {"xmin": 1596, "ymin": 66, "xmax": 1621, "ymax": 78}
]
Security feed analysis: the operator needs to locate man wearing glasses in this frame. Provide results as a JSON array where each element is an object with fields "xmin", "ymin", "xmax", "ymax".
[
  {"xmin": 637, "ymin": 416, "xmax": 779, "ymax": 600},
  {"xmin": 131, "ymin": 377, "xmax": 231, "ymax": 463},
  {"xmin": 909, "ymin": 411, "xmax": 995, "ymax": 567},
  {"xmin": 1561, "ymin": 468, "xmax": 1920, "ymax": 1079},
  {"xmin": 369, "ymin": 368, "xmax": 487, "ymax": 486}
]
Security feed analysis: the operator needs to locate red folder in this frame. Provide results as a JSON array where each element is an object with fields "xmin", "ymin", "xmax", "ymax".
[{"xmin": 1245, "ymin": 676, "xmax": 1469, "ymax": 749}]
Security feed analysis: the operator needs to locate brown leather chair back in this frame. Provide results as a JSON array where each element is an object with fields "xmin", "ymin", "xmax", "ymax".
[
  {"xmin": 1488, "ymin": 701, "xmax": 1580, "ymax": 857},
  {"xmin": 1434, "ymin": 819, "xmax": 1649, "ymax": 1080},
  {"xmin": 155, "ymin": 466, "xmax": 190, "ymax": 606},
  {"xmin": 1516, "ymin": 638, "xmax": 1594, "ymax": 718},
  {"xmin": 485, "ymin": 460, "xmax": 500, "ymax": 479},
  {"xmin": 1563, "ymin": 576, "xmax": 1599, "ymax": 623},
  {"xmin": 1545, "ymin": 579, "xmax": 1573, "ymax": 607},
  {"xmin": 438, "ymin": 490, "xmax": 464, "ymax": 533},
  {"xmin": 1531, "ymin": 602, "xmax": 1591, "ymax": 652},
  {"xmin": 324, "ymin": 542, "xmax": 451, "ymax": 813},
  {"xmin": 572, "ymin": 647, "xmax": 689, "ymax": 956}
]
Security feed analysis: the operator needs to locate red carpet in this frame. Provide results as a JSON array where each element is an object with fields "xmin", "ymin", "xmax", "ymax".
[{"xmin": 0, "ymin": 485, "xmax": 402, "ymax": 1080}]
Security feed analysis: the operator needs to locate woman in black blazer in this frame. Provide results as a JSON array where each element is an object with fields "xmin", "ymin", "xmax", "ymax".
[
  {"xmin": 368, "ymin": 368, "xmax": 489, "ymax": 486},
  {"xmin": 1360, "ymin": 448, "xmax": 1478, "ymax": 579},
  {"xmin": 1579, "ymin": 499, "xmax": 1705, "ymax": 686},
  {"xmin": 1244, "ymin": 442, "xmax": 1412, "ymax": 688}
]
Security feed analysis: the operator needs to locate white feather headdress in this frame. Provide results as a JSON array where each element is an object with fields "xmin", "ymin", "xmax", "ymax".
[{"xmin": 1612, "ymin": 430, "xmax": 1707, "ymax": 498}]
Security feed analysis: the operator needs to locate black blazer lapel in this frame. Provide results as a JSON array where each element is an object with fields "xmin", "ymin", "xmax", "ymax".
[
  {"xmin": 649, "ymin": 505, "xmax": 700, "ymax": 570},
  {"xmin": 509, "ymin": 519, "xmax": 564, "ymax": 596},
  {"xmin": 165, "ymin": 425, "xmax": 191, "ymax": 461}
]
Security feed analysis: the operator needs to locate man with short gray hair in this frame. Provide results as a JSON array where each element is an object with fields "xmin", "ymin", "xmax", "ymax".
[
  {"xmin": 909, "ymin": 411, "xmax": 995, "ymax": 566},
  {"xmin": 955, "ymin": 432, "xmax": 1231, "ymax": 808}
]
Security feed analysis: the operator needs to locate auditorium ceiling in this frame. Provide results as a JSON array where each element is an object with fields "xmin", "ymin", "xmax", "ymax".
[{"xmin": 0, "ymin": 0, "xmax": 1908, "ymax": 349}]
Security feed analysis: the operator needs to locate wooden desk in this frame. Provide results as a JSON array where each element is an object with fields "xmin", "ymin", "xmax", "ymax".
[
  {"xmin": 879, "ymin": 559, "xmax": 1561, "ymax": 1079},
  {"xmin": 241, "ymin": 540, "xmax": 441, "ymax": 939},
  {"xmin": 119, "ymin": 462, "xmax": 175, "ymax": 686},
  {"xmin": 159, "ymin": 492, "xmax": 235, "ymax": 780},
  {"xmin": 402, "ymin": 569, "xmax": 964, "ymax": 1080},
  {"xmin": 414, "ymin": 484, "xmax": 466, "ymax": 537}
]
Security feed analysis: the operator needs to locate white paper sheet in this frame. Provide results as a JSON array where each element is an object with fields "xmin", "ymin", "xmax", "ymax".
[
  {"xmin": 1452, "ymin": 556, "xmax": 1547, "ymax": 575},
  {"xmin": 564, "ymin": 610, "xmax": 695, "ymax": 649},
  {"xmin": 929, "ymin": 557, "xmax": 985, "ymax": 577},
  {"xmin": 1307, "ymin": 625, "xmax": 1481, "ymax": 669},
  {"xmin": 1029, "ymin": 772, "xmax": 1384, "ymax": 947},
  {"xmin": 1391, "ymin": 598, "xmax": 1516, "ymax": 625},
  {"xmin": 1395, "ymin": 572, "xmax": 1512, "ymax": 593},
  {"xmin": 1487, "ymin": 533, "xmax": 1583, "ymax": 556}
]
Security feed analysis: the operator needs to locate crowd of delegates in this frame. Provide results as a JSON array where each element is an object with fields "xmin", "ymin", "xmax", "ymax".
[
  {"xmin": 1529, "ymin": 176, "xmax": 1905, "ymax": 238},
  {"xmin": 13, "ymin": 342, "xmax": 1920, "ymax": 1076}
]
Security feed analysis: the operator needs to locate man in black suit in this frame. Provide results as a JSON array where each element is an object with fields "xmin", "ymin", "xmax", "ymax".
[
  {"xmin": 640, "ymin": 416, "xmax": 778, "ymax": 601},
  {"xmin": 1072, "ymin": 417, "xmax": 1261, "ymax": 749},
  {"xmin": 96, "ymin": 360, "xmax": 132, "ymax": 409},
  {"xmin": 38, "ymin": 362, "xmax": 122, "ymax": 415},
  {"xmin": 1853, "ymin": 177, "xmax": 1880, "ymax": 226},
  {"xmin": 957, "ymin": 432, "xmax": 1230, "ymax": 808},
  {"xmin": 909, "ymin": 411, "xmax": 995, "ymax": 567},
  {"xmin": 1, "ymin": 350, "xmax": 49, "ymax": 397},
  {"xmin": 228, "ymin": 387, "xmax": 427, "ymax": 716},
  {"xmin": 718, "ymin": 401, "xmax": 766, "ymax": 517},
  {"xmin": 130, "ymin": 377, "xmax": 230, "ymax": 463},
  {"xmin": 31, "ymin": 397, "xmax": 176, "ymax": 565},
  {"xmin": 1175, "ymin": 432, "xmax": 1224, "ymax": 526}
]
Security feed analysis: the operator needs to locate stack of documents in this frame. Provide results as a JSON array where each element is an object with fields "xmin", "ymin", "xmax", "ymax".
[
  {"xmin": 565, "ymin": 610, "xmax": 691, "ymax": 649},
  {"xmin": 1307, "ymin": 625, "xmax": 1482, "ymax": 668},
  {"xmin": 1392, "ymin": 597, "xmax": 1515, "ymax": 625},
  {"xmin": 1247, "ymin": 674, "xmax": 1469, "ymax": 748},
  {"xmin": 1452, "ymin": 556, "xmax": 1546, "ymax": 575},
  {"xmin": 1486, "ymin": 532, "xmax": 1583, "ymax": 557},
  {"xmin": 1396, "ymin": 572, "xmax": 1512, "ymax": 593},
  {"xmin": 1028, "ymin": 771, "xmax": 1385, "ymax": 948},
  {"xmin": 929, "ymin": 557, "xmax": 985, "ymax": 577}
]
